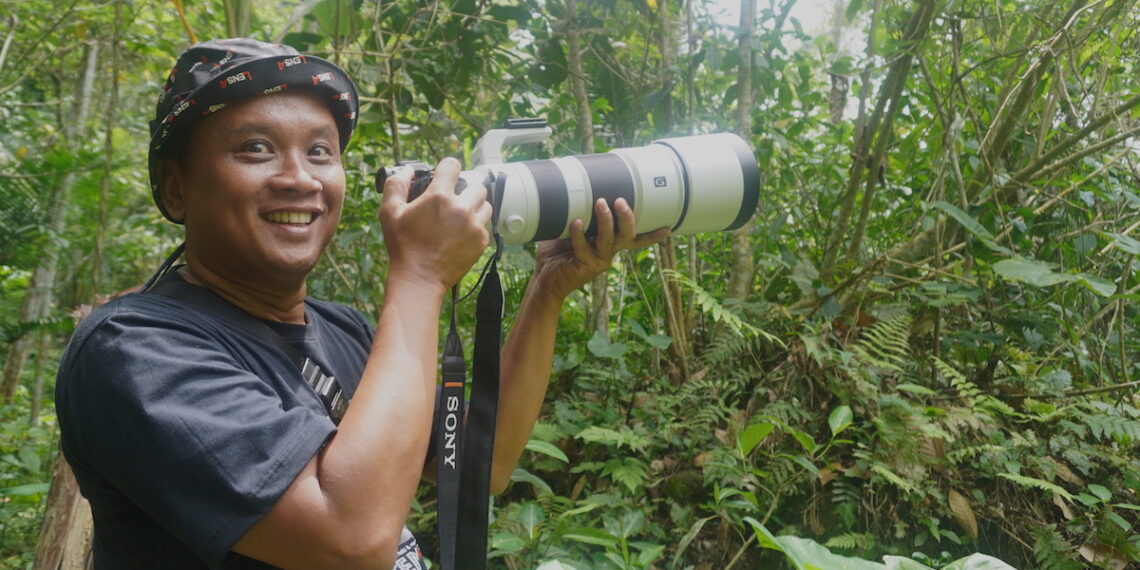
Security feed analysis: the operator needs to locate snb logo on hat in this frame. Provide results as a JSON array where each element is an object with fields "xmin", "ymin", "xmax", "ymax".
[
  {"xmin": 277, "ymin": 55, "xmax": 307, "ymax": 70},
  {"xmin": 311, "ymin": 72, "xmax": 334, "ymax": 85},
  {"xmin": 166, "ymin": 98, "xmax": 194, "ymax": 122},
  {"xmin": 260, "ymin": 84, "xmax": 289, "ymax": 96},
  {"xmin": 211, "ymin": 50, "xmax": 236, "ymax": 70},
  {"xmin": 219, "ymin": 71, "xmax": 253, "ymax": 88}
]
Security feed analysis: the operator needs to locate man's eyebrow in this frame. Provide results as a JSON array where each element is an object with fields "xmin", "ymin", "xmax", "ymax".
[{"xmin": 226, "ymin": 122, "xmax": 338, "ymax": 138}]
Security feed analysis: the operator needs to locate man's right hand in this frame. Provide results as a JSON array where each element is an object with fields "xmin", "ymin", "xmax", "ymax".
[{"xmin": 378, "ymin": 157, "xmax": 492, "ymax": 292}]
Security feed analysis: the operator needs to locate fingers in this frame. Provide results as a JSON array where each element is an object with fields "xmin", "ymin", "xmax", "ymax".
[
  {"xmin": 424, "ymin": 157, "xmax": 461, "ymax": 196},
  {"xmin": 611, "ymin": 198, "xmax": 638, "ymax": 246},
  {"xmin": 567, "ymin": 217, "xmax": 591, "ymax": 259},
  {"xmin": 632, "ymin": 227, "xmax": 672, "ymax": 249},
  {"xmin": 380, "ymin": 167, "xmax": 414, "ymax": 207},
  {"xmin": 592, "ymin": 200, "xmax": 620, "ymax": 254},
  {"xmin": 591, "ymin": 198, "xmax": 654, "ymax": 252}
]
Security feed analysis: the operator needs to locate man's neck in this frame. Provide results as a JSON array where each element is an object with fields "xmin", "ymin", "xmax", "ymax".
[{"xmin": 178, "ymin": 265, "xmax": 308, "ymax": 325}]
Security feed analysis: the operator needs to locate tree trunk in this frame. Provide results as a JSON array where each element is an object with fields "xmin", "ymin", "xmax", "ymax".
[
  {"xmin": 34, "ymin": 459, "xmax": 93, "ymax": 570},
  {"xmin": 31, "ymin": 40, "xmax": 103, "ymax": 570},
  {"xmin": 843, "ymin": 0, "xmax": 937, "ymax": 263},
  {"xmin": 725, "ymin": 0, "xmax": 757, "ymax": 303},
  {"xmin": 652, "ymin": 0, "xmax": 693, "ymax": 378},
  {"xmin": 656, "ymin": 0, "xmax": 674, "ymax": 136},
  {"xmin": 1, "ymin": 40, "xmax": 99, "ymax": 402},
  {"xmin": 657, "ymin": 237, "xmax": 691, "ymax": 380},
  {"xmin": 563, "ymin": 0, "xmax": 611, "ymax": 337},
  {"xmin": 0, "ymin": 14, "xmax": 17, "ymax": 75},
  {"xmin": 819, "ymin": 0, "xmax": 937, "ymax": 279},
  {"xmin": 224, "ymin": 0, "xmax": 252, "ymax": 38}
]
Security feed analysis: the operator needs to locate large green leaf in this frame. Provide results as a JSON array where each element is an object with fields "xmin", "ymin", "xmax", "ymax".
[
  {"xmin": 828, "ymin": 405, "xmax": 854, "ymax": 438},
  {"xmin": 525, "ymin": 439, "xmax": 569, "ymax": 463},
  {"xmin": 992, "ymin": 257, "xmax": 1072, "ymax": 287},
  {"xmin": 992, "ymin": 257, "xmax": 1115, "ymax": 296},
  {"xmin": 931, "ymin": 201, "xmax": 1012, "ymax": 254},
  {"xmin": 518, "ymin": 501, "xmax": 546, "ymax": 540},
  {"xmin": 0, "ymin": 482, "xmax": 50, "ymax": 497},
  {"xmin": 747, "ymin": 518, "xmax": 888, "ymax": 570},
  {"xmin": 1103, "ymin": 231, "xmax": 1140, "ymax": 255},
  {"xmin": 561, "ymin": 527, "xmax": 619, "ymax": 548},
  {"xmin": 939, "ymin": 554, "xmax": 1019, "ymax": 570},
  {"xmin": 738, "ymin": 421, "xmax": 776, "ymax": 457}
]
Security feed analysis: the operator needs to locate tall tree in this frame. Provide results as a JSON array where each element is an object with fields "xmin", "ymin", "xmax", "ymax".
[
  {"xmin": 725, "ymin": 0, "xmax": 759, "ymax": 303},
  {"xmin": 1, "ymin": 38, "xmax": 98, "ymax": 402},
  {"xmin": 559, "ymin": 0, "xmax": 613, "ymax": 337}
]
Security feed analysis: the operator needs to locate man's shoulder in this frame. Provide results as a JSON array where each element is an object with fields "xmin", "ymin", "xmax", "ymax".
[{"xmin": 68, "ymin": 290, "xmax": 224, "ymax": 346}]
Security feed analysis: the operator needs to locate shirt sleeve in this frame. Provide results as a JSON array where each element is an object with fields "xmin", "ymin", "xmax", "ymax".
[{"xmin": 60, "ymin": 300, "xmax": 336, "ymax": 565}]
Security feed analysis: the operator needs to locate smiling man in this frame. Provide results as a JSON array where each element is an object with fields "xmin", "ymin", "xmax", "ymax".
[{"xmin": 54, "ymin": 38, "xmax": 668, "ymax": 569}]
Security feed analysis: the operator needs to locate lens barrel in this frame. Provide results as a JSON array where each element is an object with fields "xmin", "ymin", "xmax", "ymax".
[
  {"xmin": 377, "ymin": 133, "xmax": 760, "ymax": 245},
  {"xmin": 487, "ymin": 132, "xmax": 759, "ymax": 244}
]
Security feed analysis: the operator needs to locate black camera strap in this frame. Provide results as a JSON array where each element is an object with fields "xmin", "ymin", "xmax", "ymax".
[
  {"xmin": 436, "ymin": 175, "xmax": 507, "ymax": 570},
  {"xmin": 436, "ymin": 298, "xmax": 465, "ymax": 565}
]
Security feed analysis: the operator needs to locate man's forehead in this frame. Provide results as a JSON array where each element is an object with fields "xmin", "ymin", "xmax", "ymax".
[{"xmin": 196, "ymin": 92, "xmax": 339, "ymax": 137}]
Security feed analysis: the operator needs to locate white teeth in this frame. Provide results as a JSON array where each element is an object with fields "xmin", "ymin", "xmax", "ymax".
[{"xmin": 265, "ymin": 212, "xmax": 314, "ymax": 224}]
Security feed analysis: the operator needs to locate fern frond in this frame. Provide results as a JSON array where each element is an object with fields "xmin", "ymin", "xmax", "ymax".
[
  {"xmin": 700, "ymin": 332, "xmax": 753, "ymax": 368},
  {"xmin": 0, "ymin": 315, "xmax": 71, "ymax": 343},
  {"xmin": 1083, "ymin": 414, "xmax": 1140, "ymax": 445},
  {"xmin": 824, "ymin": 532, "xmax": 875, "ymax": 551},
  {"xmin": 668, "ymin": 368, "xmax": 752, "ymax": 429},
  {"xmin": 1031, "ymin": 525, "xmax": 1084, "ymax": 570},
  {"xmin": 998, "ymin": 473, "xmax": 1074, "ymax": 501},
  {"xmin": 662, "ymin": 270, "xmax": 783, "ymax": 345},
  {"xmin": 933, "ymin": 357, "xmax": 982, "ymax": 405},
  {"xmin": 978, "ymin": 395, "xmax": 1019, "ymax": 417},
  {"xmin": 870, "ymin": 463, "xmax": 917, "ymax": 494},
  {"xmin": 576, "ymin": 426, "xmax": 651, "ymax": 452},
  {"xmin": 850, "ymin": 314, "xmax": 914, "ymax": 375},
  {"xmin": 858, "ymin": 314, "xmax": 912, "ymax": 362}
]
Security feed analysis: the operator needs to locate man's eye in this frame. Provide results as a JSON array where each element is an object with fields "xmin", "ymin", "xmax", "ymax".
[
  {"xmin": 310, "ymin": 145, "xmax": 334, "ymax": 158},
  {"xmin": 241, "ymin": 141, "xmax": 271, "ymax": 154}
]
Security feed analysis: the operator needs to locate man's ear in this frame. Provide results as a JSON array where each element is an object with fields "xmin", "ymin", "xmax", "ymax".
[{"xmin": 158, "ymin": 158, "xmax": 188, "ymax": 222}]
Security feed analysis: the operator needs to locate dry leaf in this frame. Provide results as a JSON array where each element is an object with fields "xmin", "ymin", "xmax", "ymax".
[
  {"xmin": 1052, "ymin": 492, "xmax": 1075, "ymax": 520},
  {"xmin": 819, "ymin": 466, "xmax": 839, "ymax": 486},
  {"xmin": 1078, "ymin": 543, "xmax": 1128, "ymax": 570},
  {"xmin": 1049, "ymin": 456, "xmax": 1086, "ymax": 486},
  {"xmin": 948, "ymin": 489, "xmax": 978, "ymax": 540}
]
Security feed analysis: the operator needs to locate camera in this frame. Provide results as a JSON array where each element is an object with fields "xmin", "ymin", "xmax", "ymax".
[{"xmin": 375, "ymin": 119, "xmax": 760, "ymax": 244}]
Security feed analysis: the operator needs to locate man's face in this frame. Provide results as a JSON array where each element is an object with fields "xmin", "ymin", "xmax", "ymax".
[{"xmin": 163, "ymin": 91, "xmax": 346, "ymax": 287}]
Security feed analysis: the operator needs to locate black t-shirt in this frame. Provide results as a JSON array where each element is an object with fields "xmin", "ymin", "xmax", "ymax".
[{"xmin": 55, "ymin": 275, "xmax": 425, "ymax": 568}]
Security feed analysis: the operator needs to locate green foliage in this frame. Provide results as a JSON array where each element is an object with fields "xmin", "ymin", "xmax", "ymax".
[
  {"xmin": 663, "ymin": 269, "xmax": 784, "ymax": 344},
  {"xmin": 3, "ymin": 0, "xmax": 1140, "ymax": 568},
  {"xmin": 1031, "ymin": 525, "xmax": 1084, "ymax": 570},
  {"xmin": 0, "ymin": 390, "xmax": 56, "ymax": 566},
  {"xmin": 749, "ymin": 518, "xmax": 1018, "ymax": 569}
]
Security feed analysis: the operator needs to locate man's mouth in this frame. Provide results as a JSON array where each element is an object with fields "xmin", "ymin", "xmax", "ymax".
[{"xmin": 263, "ymin": 211, "xmax": 315, "ymax": 224}]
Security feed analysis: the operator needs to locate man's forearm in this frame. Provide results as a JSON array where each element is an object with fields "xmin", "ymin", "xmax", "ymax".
[{"xmin": 491, "ymin": 280, "xmax": 565, "ymax": 493}]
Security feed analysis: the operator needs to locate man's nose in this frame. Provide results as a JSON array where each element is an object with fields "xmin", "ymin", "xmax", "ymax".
[{"xmin": 271, "ymin": 152, "xmax": 323, "ymax": 194}]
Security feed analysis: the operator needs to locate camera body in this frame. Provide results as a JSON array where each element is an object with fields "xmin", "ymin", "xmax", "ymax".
[{"xmin": 376, "ymin": 119, "xmax": 760, "ymax": 244}]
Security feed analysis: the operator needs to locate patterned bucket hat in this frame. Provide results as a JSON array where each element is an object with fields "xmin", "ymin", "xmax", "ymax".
[{"xmin": 148, "ymin": 38, "xmax": 359, "ymax": 223}]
